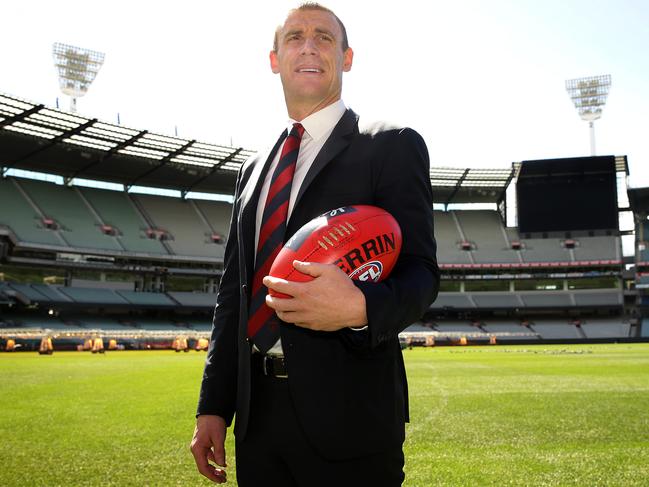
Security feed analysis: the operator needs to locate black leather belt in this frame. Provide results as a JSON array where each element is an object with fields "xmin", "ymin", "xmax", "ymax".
[{"xmin": 252, "ymin": 353, "xmax": 288, "ymax": 379}]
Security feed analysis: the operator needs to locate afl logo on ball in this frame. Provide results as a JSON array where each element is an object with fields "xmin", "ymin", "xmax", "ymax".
[{"xmin": 349, "ymin": 261, "xmax": 383, "ymax": 282}]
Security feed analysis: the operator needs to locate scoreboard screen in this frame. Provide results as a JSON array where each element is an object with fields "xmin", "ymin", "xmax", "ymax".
[{"xmin": 516, "ymin": 156, "xmax": 618, "ymax": 234}]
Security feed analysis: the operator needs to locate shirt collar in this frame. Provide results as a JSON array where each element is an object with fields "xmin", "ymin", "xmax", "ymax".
[{"xmin": 287, "ymin": 99, "xmax": 347, "ymax": 142}]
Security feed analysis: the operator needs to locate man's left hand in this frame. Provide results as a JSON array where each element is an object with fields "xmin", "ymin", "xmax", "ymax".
[{"xmin": 263, "ymin": 261, "xmax": 368, "ymax": 331}]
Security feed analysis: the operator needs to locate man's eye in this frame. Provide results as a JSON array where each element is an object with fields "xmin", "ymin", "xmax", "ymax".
[{"xmin": 319, "ymin": 35, "xmax": 333, "ymax": 42}]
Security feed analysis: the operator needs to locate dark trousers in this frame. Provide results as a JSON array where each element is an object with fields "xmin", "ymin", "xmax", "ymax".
[{"xmin": 235, "ymin": 363, "xmax": 405, "ymax": 487}]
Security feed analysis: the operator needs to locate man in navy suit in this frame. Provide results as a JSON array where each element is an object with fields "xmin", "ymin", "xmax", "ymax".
[{"xmin": 190, "ymin": 3, "xmax": 439, "ymax": 486}]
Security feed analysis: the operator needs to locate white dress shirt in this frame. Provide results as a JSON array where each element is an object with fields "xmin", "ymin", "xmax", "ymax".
[{"xmin": 254, "ymin": 99, "xmax": 347, "ymax": 355}]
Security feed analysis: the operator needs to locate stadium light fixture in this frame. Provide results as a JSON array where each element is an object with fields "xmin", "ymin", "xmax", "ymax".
[
  {"xmin": 565, "ymin": 74, "xmax": 612, "ymax": 156},
  {"xmin": 52, "ymin": 42, "xmax": 105, "ymax": 113}
]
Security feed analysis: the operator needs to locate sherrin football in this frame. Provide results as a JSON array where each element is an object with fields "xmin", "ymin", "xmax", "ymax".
[{"xmin": 268, "ymin": 205, "xmax": 402, "ymax": 296}]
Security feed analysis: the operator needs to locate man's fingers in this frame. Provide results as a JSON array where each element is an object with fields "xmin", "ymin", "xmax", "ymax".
[
  {"xmin": 263, "ymin": 276, "xmax": 299, "ymax": 297},
  {"xmin": 266, "ymin": 293, "xmax": 302, "ymax": 312},
  {"xmin": 292, "ymin": 260, "xmax": 326, "ymax": 277},
  {"xmin": 212, "ymin": 443, "xmax": 227, "ymax": 468},
  {"xmin": 191, "ymin": 446, "xmax": 226, "ymax": 483}
]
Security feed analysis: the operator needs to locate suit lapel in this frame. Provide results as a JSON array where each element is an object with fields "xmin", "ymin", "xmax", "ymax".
[
  {"xmin": 292, "ymin": 109, "xmax": 358, "ymax": 216},
  {"xmin": 238, "ymin": 130, "xmax": 287, "ymax": 279}
]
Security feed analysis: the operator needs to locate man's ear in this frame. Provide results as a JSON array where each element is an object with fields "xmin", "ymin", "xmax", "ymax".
[
  {"xmin": 270, "ymin": 50, "xmax": 280, "ymax": 74},
  {"xmin": 342, "ymin": 47, "xmax": 354, "ymax": 72}
]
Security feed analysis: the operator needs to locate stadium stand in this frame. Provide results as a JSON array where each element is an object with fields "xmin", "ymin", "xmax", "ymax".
[
  {"xmin": 167, "ymin": 291, "xmax": 216, "ymax": 308},
  {"xmin": 433, "ymin": 211, "xmax": 472, "ymax": 264},
  {"xmin": 518, "ymin": 238, "xmax": 572, "ymax": 263},
  {"xmin": 116, "ymin": 290, "xmax": 176, "ymax": 307},
  {"xmin": 518, "ymin": 292, "xmax": 573, "ymax": 308},
  {"xmin": 16, "ymin": 178, "xmax": 122, "ymax": 251},
  {"xmin": 572, "ymin": 290, "xmax": 622, "ymax": 307},
  {"xmin": 193, "ymin": 200, "xmax": 232, "ymax": 241},
  {"xmin": 529, "ymin": 320, "xmax": 582, "ymax": 339},
  {"xmin": 132, "ymin": 193, "xmax": 223, "ymax": 258},
  {"xmin": 433, "ymin": 321, "xmax": 487, "ymax": 335},
  {"xmin": 481, "ymin": 320, "xmax": 538, "ymax": 340},
  {"xmin": 79, "ymin": 186, "xmax": 169, "ymax": 255},
  {"xmin": 430, "ymin": 292, "xmax": 473, "ymax": 309},
  {"xmin": 580, "ymin": 318, "xmax": 630, "ymax": 338},
  {"xmin": 454, "ymin": 210, "xmax": 515, "ymax": 263},
  {"xmin": 471, "ymin": 292, "xmax": 522, "ymax": 308},
  {"xmin": 0, "ymin": 177, "xmax": 62, "ymax": 246},
  {"xmin": 572, "ymin": 236, "xmax": 620, "ymax": 261},
  {"xmin": 0, "ymin": 92, "xmax": 637, "ymax": 348},
  {"xmin": 57, "ymin": 287, "xmax": 130, "ymax": 306}
]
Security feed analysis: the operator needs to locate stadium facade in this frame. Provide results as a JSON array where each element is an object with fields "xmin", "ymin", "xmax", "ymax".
[{"xmin": 0, "ymin": 92, "xmax": 647, "ymax": 351}]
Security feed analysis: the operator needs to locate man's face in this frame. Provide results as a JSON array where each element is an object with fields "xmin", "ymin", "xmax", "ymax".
[{"xmin": 270, "ymin": 9, "xmax": 353, "ymax": 114}]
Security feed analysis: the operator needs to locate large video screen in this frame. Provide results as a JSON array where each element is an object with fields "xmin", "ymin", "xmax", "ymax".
[{"xmin": 516, "ymin": 156, "xmax": 618, "ymax": 234}]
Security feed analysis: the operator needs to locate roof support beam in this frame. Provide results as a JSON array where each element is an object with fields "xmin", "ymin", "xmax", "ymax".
[
  {"xmin": 126, "ymin": 139, "xmax": 196, "ymax": 190},
  {"xmin": 7, "ymin": 119, "xmax": 98, "ymax": 166},
  {"xmin": 444, "ymin": 168, "xmax": 470, "ymax": 209},
  {"xmin": 181, "ymin": 147, "xmax": 243, "ymax": 194},
  {"xmin": 69, "ymin": 129, "xmax": 148, "ymax": 180}
]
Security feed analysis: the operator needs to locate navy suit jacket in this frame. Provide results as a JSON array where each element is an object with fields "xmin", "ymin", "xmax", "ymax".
[{"xmin": 197, "ymin": 109, "xmax": 439, "ymax": 461}]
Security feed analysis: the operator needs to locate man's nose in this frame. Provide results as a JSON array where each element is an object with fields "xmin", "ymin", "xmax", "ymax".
[{"xmin": 300, "ymin": 37, "xmax": 318, "ymax": 55}]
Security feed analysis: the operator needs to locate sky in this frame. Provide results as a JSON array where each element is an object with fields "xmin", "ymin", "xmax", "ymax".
[{"xmin": 2, "ymin": 0, "xmax": 649, "ymax": 188}]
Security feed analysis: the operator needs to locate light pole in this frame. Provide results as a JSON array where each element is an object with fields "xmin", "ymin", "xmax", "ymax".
[
  {"xmin": 565, "ymin": 74, "xmax": 611, "ymax": 156},
  {"xmin": 52, "ymin": 42, "xmax": 105, "ymax": 113}
]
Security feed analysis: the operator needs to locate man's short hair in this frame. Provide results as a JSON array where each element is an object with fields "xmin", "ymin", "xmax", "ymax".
[{"xmin": 273, "ymin": 2, "xmax": 349, "ymax": 53}]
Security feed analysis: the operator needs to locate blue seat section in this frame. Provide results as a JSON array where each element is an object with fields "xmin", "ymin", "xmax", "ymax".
[
  {"xmin": 430, "ymin": 293, "xmax": 474, "ymax": 309},
  {"xmin": 434, "ymin": 211, "xmax": 472, "ymax": 264},
  {"xmin": 17, "ymin": 179, "xmax": 122, "ymax": 251},
  {"xmin": 194, "ymin": 200, "xmax": 233, "ymax": 241},
  {"xmin": 530, "ymin": 320, "xmax": 582, "ymax": 339},
  {"xmin": 116, "ymin": 291, "xmax": 175, "ymax": 306},
  {"xmin": 454, "ymin": 210, "xmax": 517, "ymax": 264},
  {"xmin": 79, "ymin": 187, "xmax": 169, "ymax": 255},
  {"xmin": 167, "ymin": 291, "xmax": 216, "ymax": 307},
  {"xmin": 8, "ymin": 283, "xmax": 52, "ymax": 303},
  {"xmin": 0, "ymin": 178, "xmax": 61, "ymax": 246},
  {"xmin": 133, "ymin": 194, "xmax": 220, "ymax": 258},
  {"xmin": 31, "ymin": 285, "xmax": 75, "ymax": 303},
  {"xmin": 57, "ymin": 287, "xmax": 130, "ymax": 305},
  {"xmin": 580, "ymin": 319, "xmax": 630, "ymax": 338},
  {"xmin": 519, "ymin": 292, "xmax": 573, "ymax": 307}
]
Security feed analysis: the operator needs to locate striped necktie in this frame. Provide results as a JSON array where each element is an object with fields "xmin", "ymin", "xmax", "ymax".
[{"xmin": 247, "ymin": 123, "xmax": 305, "ymax": 352}]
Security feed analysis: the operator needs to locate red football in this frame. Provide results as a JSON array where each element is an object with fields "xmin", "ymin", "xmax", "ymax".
[{"xmin": 268, "ymin": 205, "xmax": 402, "ymax": 297}]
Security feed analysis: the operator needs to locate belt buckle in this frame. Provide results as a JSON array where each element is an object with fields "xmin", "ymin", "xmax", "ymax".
[{"xmin": 263, "ymin": 355, "xmax": 288, "ymax": 379}]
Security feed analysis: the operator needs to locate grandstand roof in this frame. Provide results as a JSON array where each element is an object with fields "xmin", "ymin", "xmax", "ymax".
[
  {"xmin": 430, "ymin": 166, "xmax": 515, "ymax": 205},
  {"xmin": 1, "ymin": 92, "xmax": 516, "ymax": 202},
  {"xmin": 0, "ymin": 93, "xmax": 254, "ymax": 194}
]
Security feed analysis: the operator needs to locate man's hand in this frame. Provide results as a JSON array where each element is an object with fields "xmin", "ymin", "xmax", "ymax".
[
  {"xmin": 263, "ymin": 260, "xmax": 368, "ymax": 331},
  {"xmin": 190, "ymin": 415, "xmax": 227, "ymax": 483}
]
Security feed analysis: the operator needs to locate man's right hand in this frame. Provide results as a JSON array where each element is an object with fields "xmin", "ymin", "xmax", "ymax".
[{"xmin": 190, "ymin": 414, "xmax": 228, "ymax": 483}]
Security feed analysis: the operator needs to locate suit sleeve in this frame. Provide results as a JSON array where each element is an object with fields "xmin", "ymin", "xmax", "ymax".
[
  {"xmin": 351, "ymin": 127, "xmax": 439, "ymax": 349},
  {"xmin": 196, "ymin": 168, "xmax": 244, "ymax": 424}
]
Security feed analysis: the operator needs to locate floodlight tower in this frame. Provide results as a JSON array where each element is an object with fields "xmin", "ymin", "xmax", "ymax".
[
  {"xmin": 52, "ymin": 42, "xmax": 105, "ymax": 113},
  {"xmin": 565, "ymin": 74, "xmax": 612, "ymax": 156}
]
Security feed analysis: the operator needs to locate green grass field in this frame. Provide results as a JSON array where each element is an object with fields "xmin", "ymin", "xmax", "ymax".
[{"xmin": 1, "ymin": 344, "xmax": 648, "ymax": 486}]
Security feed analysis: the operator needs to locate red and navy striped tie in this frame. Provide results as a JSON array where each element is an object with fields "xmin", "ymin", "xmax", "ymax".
[{"xmin": 248, "ymin": 123, "xmax": 305, "ymax": 352}]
